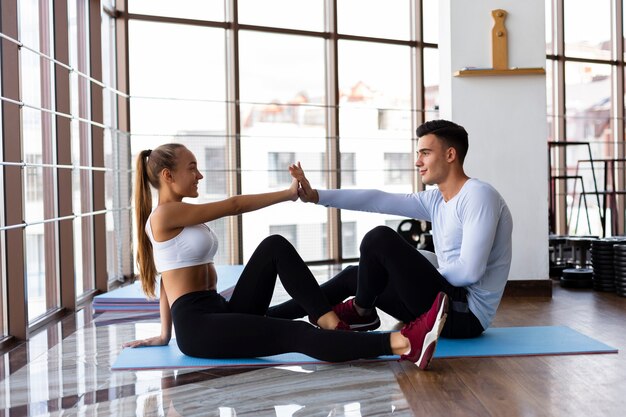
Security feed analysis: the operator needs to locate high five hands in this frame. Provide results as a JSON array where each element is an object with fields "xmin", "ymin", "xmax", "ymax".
[{"xmin": 288, "ymin": 162, "xmax": 319, "ymax": 204}]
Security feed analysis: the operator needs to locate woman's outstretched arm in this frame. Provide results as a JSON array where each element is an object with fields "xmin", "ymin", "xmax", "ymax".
[{"xmin": 155, "ymin": 178, "xmax": 299, "ymax": 230}]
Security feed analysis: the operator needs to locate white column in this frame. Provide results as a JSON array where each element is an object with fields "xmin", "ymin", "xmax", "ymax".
[{"xmin": 439, "ymin": 0, "xmax": 549, "ymax": 280}]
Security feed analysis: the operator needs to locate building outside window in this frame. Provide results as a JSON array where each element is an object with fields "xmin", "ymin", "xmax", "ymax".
[{"xmin": 384, "ymin": 152, "xmax": 412, "ymax": 185}]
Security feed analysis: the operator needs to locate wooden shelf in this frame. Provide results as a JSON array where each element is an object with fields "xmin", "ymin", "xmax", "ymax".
[{"xmin": 454, "ymin": 67, "xmax": 546, "ymax": 77}]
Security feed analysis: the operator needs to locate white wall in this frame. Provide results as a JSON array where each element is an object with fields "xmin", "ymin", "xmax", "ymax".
[{"xmin": 439, "ymin": 0, "xmax": 549, "ymax": 280}]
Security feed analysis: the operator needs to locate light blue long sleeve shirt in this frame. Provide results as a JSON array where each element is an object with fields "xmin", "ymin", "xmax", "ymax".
[{"xmin": 317, "ymin": 178, "xmax": 513, "ymax": 330}]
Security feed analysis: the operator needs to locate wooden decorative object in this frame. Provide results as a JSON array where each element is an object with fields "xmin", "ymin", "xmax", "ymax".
[
  {"xmin": 454, "ymin": 9, "xmax": 545, "ymax": 77},
  {"xmin": 491, "ymin": 9, "xmax": 508, "ymax": 70}
]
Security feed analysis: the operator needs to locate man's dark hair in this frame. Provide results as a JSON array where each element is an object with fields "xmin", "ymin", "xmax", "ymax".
[{"xmin": 416, "ymin": 119, "xmax": 469, "ymax": 164}]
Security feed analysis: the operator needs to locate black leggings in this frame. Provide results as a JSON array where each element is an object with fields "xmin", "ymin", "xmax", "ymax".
[
  {"xmin": 268, "ymin": 226, "xmax": 484, "ymax": 339},
  {"xmin": 171, "ymin": 235, "xmax": 392, "ymax": 362}
]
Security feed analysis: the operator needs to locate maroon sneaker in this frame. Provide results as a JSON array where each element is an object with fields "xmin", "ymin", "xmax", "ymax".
[
  {"xmin": 332, "ymin": 298, "xmax": 381, "ymax": 331},
  {"xmin": 400, "ymin": 292, "xmax": 449, "ymax": 370}
]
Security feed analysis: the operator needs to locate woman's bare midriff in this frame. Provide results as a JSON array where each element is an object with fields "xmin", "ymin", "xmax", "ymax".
[{"xmin": 160, "ymin": 263, "xmax": 218, "ymax": 307}]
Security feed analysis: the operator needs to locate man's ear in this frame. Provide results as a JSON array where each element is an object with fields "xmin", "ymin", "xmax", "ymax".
[{"xmin": 446, "ymin": 146, "xmax": 457, "ymax": 163}]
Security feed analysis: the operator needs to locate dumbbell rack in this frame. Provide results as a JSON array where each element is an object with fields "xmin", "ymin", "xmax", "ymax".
[{"xmin": 559, "ymin": 236, "xmax": 595, "ymax": 288}]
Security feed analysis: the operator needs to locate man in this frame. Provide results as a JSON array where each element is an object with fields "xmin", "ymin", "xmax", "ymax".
[{"xmin": 269, "ymin": 119, "xmax": 513, "ymax": 359}]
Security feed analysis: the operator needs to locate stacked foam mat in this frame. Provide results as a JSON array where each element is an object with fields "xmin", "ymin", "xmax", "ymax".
[
  {"xmin": 93, "ymin": 265, "xmax": 244, "ymax": 314},
  {"xmin": 590, "ymin": 237, "xmax": 626, "ymax": 296}
]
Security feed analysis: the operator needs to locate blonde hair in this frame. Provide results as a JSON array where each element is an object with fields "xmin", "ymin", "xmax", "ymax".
[{"xmin": 134, "ymin": 143, "xmax": 186, "ymax": 298}]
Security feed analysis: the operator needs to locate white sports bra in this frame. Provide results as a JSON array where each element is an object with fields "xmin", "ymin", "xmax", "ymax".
[{"xmin": 145, "ymin": 213, "xmax": 218, "ymax": 273}]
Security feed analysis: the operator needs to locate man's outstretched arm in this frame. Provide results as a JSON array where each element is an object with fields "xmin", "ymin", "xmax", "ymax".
[{"xmin": 289, "ymin": 162, "xmax": 430, "ymax": 219}]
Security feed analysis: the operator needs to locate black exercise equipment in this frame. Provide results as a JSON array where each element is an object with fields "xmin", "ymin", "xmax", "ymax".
[{"xmin": 397, "ymin": 219, "xmax": 434, "ymax": 252}]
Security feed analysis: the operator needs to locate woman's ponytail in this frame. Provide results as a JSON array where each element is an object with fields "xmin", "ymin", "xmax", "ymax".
[
  {"xmin": 134, "ymin": 144, "xmax": 185, "ymax": 298},
  {"xmin": 135, "ymin": 149, "xmax": 158, "ymax": 298}
]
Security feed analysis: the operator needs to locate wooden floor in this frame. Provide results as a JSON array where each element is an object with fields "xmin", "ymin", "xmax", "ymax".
[
  {"xmin": 0, "ymin": 276, "xmax": 624, "ymax": 416},
  {"xmin": 392, "ymin": 281, "xmax": 626, "ymax": 417}
]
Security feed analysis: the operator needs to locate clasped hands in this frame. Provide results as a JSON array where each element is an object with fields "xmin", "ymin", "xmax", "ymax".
[{"xmin": 289, "ymin": 162, "xmax": 319, "ymax": 204}]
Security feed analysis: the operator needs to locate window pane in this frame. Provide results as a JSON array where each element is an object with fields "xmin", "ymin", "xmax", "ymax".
[
  {"xmin": 129, "ymin": 21, "xmax": 226, "ymax": 137},
  {"xmin": 238, "ymin": 0, "xmax": 324, "ymax": 32},
  {"xmin": 342, "ymin": 221, "xmax": 358, "ymax": 258},
  {"xmin": 422, "ymin": 0, "xmax": 439, "ymax": 43},
  {"xmin": 269, "ymin": 224, "xmax": 297, "ymax": 247},
  {"xmin": 564, "ymin": 62, "xmax": 611, "ymax": 236},
  {"xmin": 270, "ymin": 224, "xmax": 328, "ymax": 260},
  {"xmin": 338, "ymin": 40, "xmax": 413, "ymax": 257},
  {"xmin": 73, "ymin": 168, "xmax": 93, "ymax": 297},
  {"xmin": 341, "ymin": 153, "xmax": 356, "ymax": 186},
  {"xmin": 102, "ymin": 13, "xmax": 117, "ymax": 128},
  {"xmin": 23, "ymin": 113, "xmax": 44, "ymax": 225},
  {"xmin": 129, "ymin": 21, "xmax": 225, "ymax": 101},
  {"xmin": 204, "ymin": 142, "xmax": 227, "ymax": 196},
  {"xmin": 128, "ymin": 0, "xmax": 224, "ymax": 21},
  {"xmin": 26, "ymin": 226, "xmax": 46, "ymax": 319},
  {"xmin": 337, "ymin": 0, "xmax": 411, "ymax": 40},
  {"xmin": 423, "ymin": 47, "xmax": 439, "ymax": 121},
  {"xmin": 105, "ymin": 132, "xmax": 132, "ymax": 283},
  {"xmin": 102, "ymin": 10, "xmax": 130, "ymax": 284},
  {"xmin": 564, "ymin": 0, "xmax": 611, "ymax": 60},
  {"xmin": 546, "ymin": 60, "xmax": 555, "ymax": 141},
  {"xmin": 0, "ymin": 54, "xmax": 5, "ymax": 336},
  {"xmin": 239, "ymin": 32, "xmax": 325, "ymax": 104},
  {"xmin": 338, "ymin": 41, "xmax": 412, "ymax": 134},
  {"xmin": 384, "ymin": 153, "xmax": 412, "ymax": 185},
  {"xmin": 268, "ymin": 152, "xmax": 295, "ymax": 187},
  {"xmin": 239, "ymin": 32, "xmax": 327, "ymax": 262},
  {"xmin": 69, "ymin": 0, "xmax": 95, "ymax": 299},
  {"xmin": 546, "ymin": 0, "xmax": 554, "ymax": 55},
  {"xmin": 0, "ymin": 234, "xmax": 5, "ymax": 338},
  {"xmin": 622, "ymin": 3, "xmax": 626, "ymax": 60}
]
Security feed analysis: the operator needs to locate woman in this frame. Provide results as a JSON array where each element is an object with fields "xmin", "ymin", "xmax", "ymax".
[{"xmin": 122, "ymin": 143, "xmax": 448, "ymax": 369}]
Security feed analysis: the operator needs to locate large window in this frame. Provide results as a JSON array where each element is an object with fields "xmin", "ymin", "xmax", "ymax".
[
  {"xmin": 547, "ymin": 0, "xmax": 625, "ymax": 238},
  {"xmin": 20, "ymin": 0, "xmax": 59, "ymax": 322},
  {"xmin": 128, "ymin": 1, "xmax": 435, "ymax": 264},
  {"xmin": 0, "ymin": 0, "xmax": 130, "ymax": 341},
  {"xmin": 102, "ymin": 5, "xmax": 131, "ymax": 284}
]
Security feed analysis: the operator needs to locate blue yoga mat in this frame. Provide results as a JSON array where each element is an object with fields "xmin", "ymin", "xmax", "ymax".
[{"xmin": 112, "ymin": 325, "xmax": 617, "ymax": 371}]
